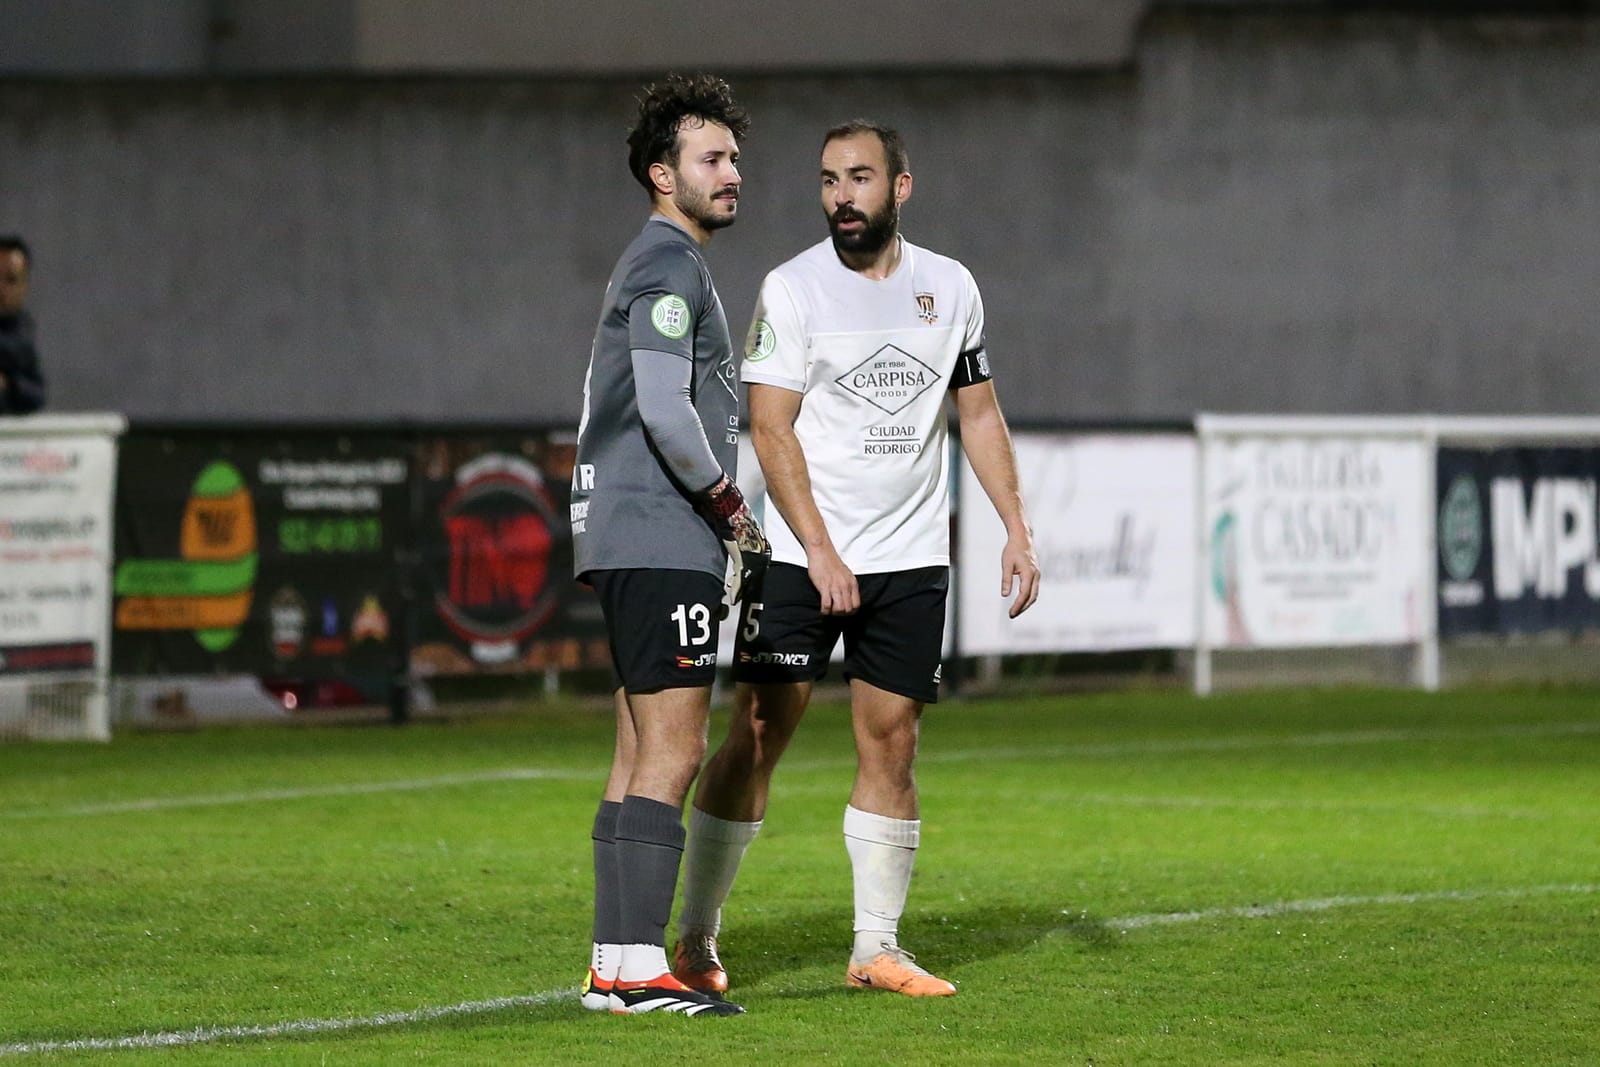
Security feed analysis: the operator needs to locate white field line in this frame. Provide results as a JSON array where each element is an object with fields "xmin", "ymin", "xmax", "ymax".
[
  {"xmin": 3, "ymin": 883, "xmax": 1596, "ymax": 1057},
  {"xmin": 5, "ymin": 719, "xmax": 1597, "ymax": 821},
  {"xmin": 1, "ymin": 767, "xmax": 596, "ymax": 819},
  {"xmin": 1090, "ymin": 882, "xmax": 1600, "ymax": 931},
  {"xmin": 0, "ymin": 990, "xmax": 571, "ymax": 1057}
]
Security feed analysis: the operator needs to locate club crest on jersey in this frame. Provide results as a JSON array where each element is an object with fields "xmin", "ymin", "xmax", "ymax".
[{"xmin": 915, "ymin": 292, "xmax": 938, "ymax": 325}]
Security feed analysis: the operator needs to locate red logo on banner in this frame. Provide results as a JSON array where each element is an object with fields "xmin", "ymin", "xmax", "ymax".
[{"xmin": 436, "ymin": 454, "xmax": 559, "ymax": 664}]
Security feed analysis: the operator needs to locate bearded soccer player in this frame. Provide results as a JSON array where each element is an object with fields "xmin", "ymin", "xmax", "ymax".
[
  {"xmin": 569, "ymin": 73, "xmax": 768, "ymax": 1018},
  {"xmin": 673, "ymin": 121, "xmax": 1040, "ymax": 998}
]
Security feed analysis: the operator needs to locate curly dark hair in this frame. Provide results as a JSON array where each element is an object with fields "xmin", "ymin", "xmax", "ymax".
[{"xmin": 626, "ymin": 73, "xmax": 750, "ymax": 195}]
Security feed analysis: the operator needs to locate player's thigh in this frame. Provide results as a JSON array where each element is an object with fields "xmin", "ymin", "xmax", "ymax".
[
  {"xmin": 589, "ymin": 568, "xmax": 723, "ymax": 693},
  {"xmin": 732, "ymin": 562, "xmax": 843, "ymax": 687},
  {"xmin": 842, "ymin": 566, "xmax": 948, "ymax": 706}
]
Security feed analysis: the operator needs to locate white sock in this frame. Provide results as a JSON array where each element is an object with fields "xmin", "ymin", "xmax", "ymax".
[
  {"xmin": 677, "ymin": 807, "xmax": 763, "ymax": 938},
  {"xmin": 617, "ymin": 942, "xmax": 672, "ymax": 983},
  {"xmin": 590, "ymin": 941, "xmax": 622, "ymax": 981},
  {"xmin": 842, "ymin": 804, "xmax": 920, "ymax": 964}
]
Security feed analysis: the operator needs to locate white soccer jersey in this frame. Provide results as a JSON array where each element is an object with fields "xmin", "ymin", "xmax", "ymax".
[{"xmin": 741, "ymin": 236, "xmax": 990, "ymax": 573}]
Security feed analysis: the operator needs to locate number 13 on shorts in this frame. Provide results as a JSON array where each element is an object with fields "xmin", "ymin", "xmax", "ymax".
[{"xmin": 671, "ymin": 602, "xmax": 715, "ymax": 647}]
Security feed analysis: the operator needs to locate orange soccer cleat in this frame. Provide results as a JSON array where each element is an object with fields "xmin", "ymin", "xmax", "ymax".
[{"xmin": 845, "ymin": 944, "xmax": 957, "ymax": 997}]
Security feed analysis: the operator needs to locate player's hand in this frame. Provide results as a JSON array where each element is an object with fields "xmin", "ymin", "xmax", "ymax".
[
  {"xmin": 692, "ymin": 473, "xmax": 771, "ymax": 605},
  {"xmin": 1001, "ymin": 532, "xmax": 1041, "ymax": 618},
  {"xmin": 807, "ymin": 543, "xmax": 859, "ymax": 616}
]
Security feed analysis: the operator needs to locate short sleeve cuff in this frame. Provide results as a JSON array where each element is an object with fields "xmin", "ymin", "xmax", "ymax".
[{"xmin": 741, "ymin": 367, "xmax": 806, "ymax": 392}]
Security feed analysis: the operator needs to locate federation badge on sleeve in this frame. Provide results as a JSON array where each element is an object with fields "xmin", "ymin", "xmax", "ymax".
[{"xmin": 651, "ymin": 294, "xmax": 692, "ymax": 339}]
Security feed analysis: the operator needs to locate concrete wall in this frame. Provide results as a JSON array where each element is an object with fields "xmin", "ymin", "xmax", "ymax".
[
  {"xmin": 0, "ymin": 0, "xmax": 1143, "ymax": 74},
  {"xmin": 1, "ymin": 12, "xmax": 1597, "ymax": 422}
]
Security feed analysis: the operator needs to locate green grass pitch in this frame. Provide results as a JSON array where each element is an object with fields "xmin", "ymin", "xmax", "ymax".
[{"xmin": 2, "ymin": 686, "xmax": 1598, "ymax": 1064}]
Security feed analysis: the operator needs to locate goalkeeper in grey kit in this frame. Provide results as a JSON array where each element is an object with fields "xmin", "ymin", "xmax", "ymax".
[{"xmin": 567, "ymin": 72, "xmax": 769, "ymax": 1018}]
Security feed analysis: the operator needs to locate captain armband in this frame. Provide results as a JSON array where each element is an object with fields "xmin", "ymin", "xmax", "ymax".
[{"xmin": 949, "ymin": 347, "xmax": 993, "ymax": 389}]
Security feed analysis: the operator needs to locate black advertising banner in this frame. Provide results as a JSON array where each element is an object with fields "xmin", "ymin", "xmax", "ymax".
[
  {"xmin": 1437, "ymin": 447, "xmax": 1600, "ymax": 636},
  {"xmin": 113, "ymin": 432, "xmax": 410, "ymax": 677},
  {"xmin": 410, "ymin": 432, "xmax": 610, "ymax": 676}
]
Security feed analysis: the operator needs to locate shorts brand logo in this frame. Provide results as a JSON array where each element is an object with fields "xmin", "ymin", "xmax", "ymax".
[{"xmin": 739, "ymin": 651, "xmax": 811, "ymax": 666}]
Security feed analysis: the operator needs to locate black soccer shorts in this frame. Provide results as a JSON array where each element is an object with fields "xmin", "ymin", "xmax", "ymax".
[
  {"xmin": 589, "ymin": 568, "xmax": 724, "ymax": 693},
  {"xmin": 732, "ymin": 562, "xmax": 949, "ymax": 704}
]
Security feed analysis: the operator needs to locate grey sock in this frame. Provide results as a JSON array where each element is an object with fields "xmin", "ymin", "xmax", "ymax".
[
  {"xmin": 614, "ymin": 795, "xmax": 687, "ymax": 947},
  {"xmin": 590, "ymin": 800, "xmax": 623, "ymax": 945}
]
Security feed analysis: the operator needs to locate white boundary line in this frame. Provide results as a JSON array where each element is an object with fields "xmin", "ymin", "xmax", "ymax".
[
  {"xmin": 3, "ymin": 883, "xmax": 1595, "ymax": 1056},
  {"xmin": 0, "ymin": 990, "xmax": 571, "ymax": 1056},
  {"xmin": 1093, "ymin": 882, "xmax": 1600, "ymax": 931},
  {"xmin": 5, "ymin": 719, "xmax": 1598, "ymax": 820},
  {"xmin": 2, "ymin": 768, "xmax": 597, "ymax": 819}
]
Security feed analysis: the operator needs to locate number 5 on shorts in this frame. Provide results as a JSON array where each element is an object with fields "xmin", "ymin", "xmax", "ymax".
[{"xmin": 741, "ymin": 601, "xmax": 763, "ymax": 643}]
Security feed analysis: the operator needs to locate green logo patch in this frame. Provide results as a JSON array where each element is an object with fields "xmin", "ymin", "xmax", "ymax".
[
  {"xmin": 651, "ymin": 295, "xmax": 692, "ymax": 340},
  {"xmin": 748, "ymin": 319, "xmax": 777, "ymax": 362}
]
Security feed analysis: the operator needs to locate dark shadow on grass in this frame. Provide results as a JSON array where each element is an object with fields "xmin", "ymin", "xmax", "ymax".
[{"xmin": 709, "ymin": 898, "xmax": 1124, "ymax": 996}]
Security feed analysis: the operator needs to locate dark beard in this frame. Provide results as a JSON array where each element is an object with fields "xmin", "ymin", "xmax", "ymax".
[
  {"xmin": 828, "ymin": 199, "xmax": 898, "ymax": 256},
  {"xmin": 676, "ymin": 183, "xmax": 738, "ymax": 231}
]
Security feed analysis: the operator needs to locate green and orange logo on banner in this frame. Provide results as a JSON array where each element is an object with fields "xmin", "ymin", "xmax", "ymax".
[{"xmin": 114, "ymin": 461, "xmax": 259, "ymax": 652}]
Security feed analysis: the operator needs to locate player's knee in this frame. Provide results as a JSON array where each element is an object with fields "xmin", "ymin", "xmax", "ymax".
[
  {"xmin": 720, "ymin": 716, "xmax": 788, "ymax": 775},
  {"xmin": 738, "ymin": 688, "xmax": 802, "ymax": 748},
  {"xmin": 857, "ymin": 752, "xmax": 917, "ymax": 796},
  {"xmin": 857, "ymin": 724, "xmax": 918, "ymax": 774}
]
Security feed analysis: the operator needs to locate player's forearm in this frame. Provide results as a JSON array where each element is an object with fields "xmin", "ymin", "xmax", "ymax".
[
  {"xmin": 961, "ymin": 406, "xmax": 1032, "ymax": 540},
  {"xmin": 631, "ymin": 349, "xmax": 724, "ymax": 492},
  {"xmin": 752, "ymin": 421, "xmax": 835, "ymax": 554}
]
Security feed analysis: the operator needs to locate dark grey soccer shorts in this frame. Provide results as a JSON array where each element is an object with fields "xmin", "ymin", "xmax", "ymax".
[
  {"xmin": 731, "ymin": 562, "xmax": 949, "ymax": 704},
  {"xmin": 589, "ymin": 568, "xmax": 724, "ymax": 694}
]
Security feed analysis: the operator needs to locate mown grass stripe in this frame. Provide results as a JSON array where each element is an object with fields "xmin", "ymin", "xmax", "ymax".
[
  {"xmin": 5, "ymin": 883, "xmax": 1594, "ymax": 1056},
  {"xmin": 6, "ymin": 719, "xmax": 1597, "ymax": 821}
]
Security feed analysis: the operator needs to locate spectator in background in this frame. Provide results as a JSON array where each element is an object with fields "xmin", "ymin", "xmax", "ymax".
[{"xmin": 0, "ymin": 236, "xmax": 47, "ymax": 415}]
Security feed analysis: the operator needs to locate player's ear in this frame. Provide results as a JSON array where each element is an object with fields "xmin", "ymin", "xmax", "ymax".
[
  {"xmin": 894, "ymin": 171, "xmax": 913, "ymax": 207},
  {"xmin": 649, "ymin": 161, "xmax": 675, "ymax": 197}
]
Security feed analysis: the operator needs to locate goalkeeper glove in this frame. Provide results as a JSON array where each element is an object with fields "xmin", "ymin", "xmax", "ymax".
[{"xmin": 692, "ymin": 473, "xmax": 771, "ymax": 605}]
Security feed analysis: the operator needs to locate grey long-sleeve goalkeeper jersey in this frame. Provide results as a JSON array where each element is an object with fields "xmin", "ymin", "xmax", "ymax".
[{"xmin": 570, "ymin": 216, "xmax": 739, "ymax": 580}]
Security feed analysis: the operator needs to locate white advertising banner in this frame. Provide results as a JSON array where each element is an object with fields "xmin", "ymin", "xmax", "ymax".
[
  {"xmin": 1203, "ymin": 434, "xmax": 1427, "ymax": 648},
  {"xmin": 0, "ymin": 431, "xmax": 117, "ymax": 675},
  {"xmin": 959, "ymin": 433, "xmax": 1198, "ymax": 655}
]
